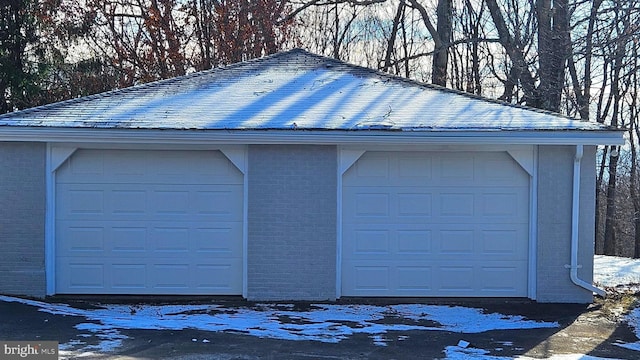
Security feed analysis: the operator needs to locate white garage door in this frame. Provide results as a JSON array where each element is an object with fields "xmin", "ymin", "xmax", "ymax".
[
  {"xmin": 342, "ymin": 151, "xmax": 529, "ymax": 297},
  {"xmin": 55, "ymin": 149, "xmax": 243, "ymax": 295}
]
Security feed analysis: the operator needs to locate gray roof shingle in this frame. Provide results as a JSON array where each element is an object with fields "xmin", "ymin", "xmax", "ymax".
[{"xmin": 0, "ymin": 49, "xmax": 618, "ymax": 132}]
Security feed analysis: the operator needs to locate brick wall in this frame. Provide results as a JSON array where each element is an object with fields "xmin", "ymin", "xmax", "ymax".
[
  {"xmin": 247, "ymin": 145, "xmax": 337, "ymax": 300},
  {"xmin": 536, "ymin": 145, "xmax": 594, "ymax": 303},
  {"xmin": 0, "ymin": 142, "xmax": 46, "ymax": 297}
]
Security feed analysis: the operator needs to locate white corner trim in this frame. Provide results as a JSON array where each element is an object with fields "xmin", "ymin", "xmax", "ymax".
[
  {"xmin": 339, "ymin": 149, "xmax": 365, "ymax": 175},
  {"xmin": 508, "ymin": 147, "xmax": 535, "ymax": 177},
  {"xmin": 527, "ymin": 146, "xmax": 539, "ymax": 300},
  {"xmin": 44, "ymin": 144, "xmax": 57, "ymax": 295},
  {"xmin": 336, "ymin": 148, "xmax": 366, "ymax": 299},
  {"xmin": 336, "ymin": 149, "xmax": 343, "ymax": 298},
  {"xmin": 569, "ymin": 145, "xmax": 605, "ymax": 296},
  {"xmin": 242, "ymin": 147, "xmax": 249, "ymax": 298},
  {"xmin": 45, "ymin": 146, "xmax": 76, "ymax": 295},
  {"xmin": 219, "ymin": 146, "xmax": 248, "ymax": 174}
]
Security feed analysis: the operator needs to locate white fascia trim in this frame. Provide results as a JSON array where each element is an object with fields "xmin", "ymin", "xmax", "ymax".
[{"xmin": 0, "ymin": 128, "xmax": 626, "ymax": 146}]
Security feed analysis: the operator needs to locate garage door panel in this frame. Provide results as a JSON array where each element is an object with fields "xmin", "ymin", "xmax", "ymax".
[
  {"xmin": 58, "ymin": 188, "xmax": 105, "ymax": 216},
  {"xmin": 481, "ymin": 229, "xmax": 526, "ymax": 257},
  {"xmin": 397, "ymin": 193, "xmax": 432, "ymax": 217},
  {"xmin": 57, "ymin": 184, "xmax": 243, "ymax": 222},
  {"xmin": 344, "ymin": 260, "xmax": 527, "ymax": 296},
  {"xmin": 397, "ymin": 230, "xmax": 432, "ymax": 254},
  {"xmin": 478, "ymin": 154, "xmax": 530, "ymax": 184},
  {"xmin": 347, "ymin": 152, "xmax": 435, "ymax": 186},
  {"xmin": 112, "ymin": 227, "xmax": 147, "ymax": 252},
  {"xmin": 353, "ymin": 230, "xmax": 391, "ymax": 254},
  {"xmin": 440, "ymin": 230, "xmax": 474, "ymax": 253},
  {"xmin": 345, "ymin": 187, "xmax": 526, "ymax": 224},
  {"xmin": 61, "ymin": 149, "xmax": 242, "ymax": 185},
  {"xmin": 439, "ymin": 155, "xmax": 474, "ymax": 181},
  {"xmin": 343, "ymin": 151, "xmax": 530, "ymax": 297},
  {"xmin": 57, "ymin": 257, "xmax": 242, "ymax": 294},
  {"xmin": 57, "ymin": 262, "xmax": 105, "ymax": 290},
  {"xmin": 112, "ymin": 264, "xmax": 146, "ymax": 289},
  {"xmin": 344, "ymin": 188, "xmax": 433, "ymax": 223},
  {"xmin": 397, "ymin": 266, "xmax": 433, "ymax": 290},
  {"xmin": 481, "ymin": 192, "xmax": 521, "ymax": 217},
  {"xmin": 398, "ymin": 156, "xmax": 432, "ymax": 180},
  {"xmin": 438, "ymin": 266, "xmax": 474, "ymax": 291},
  {"xmin": 345, "ymin": 225, "xmax": 525, "ymax": 260},
  {"xmin": 439, "ymin": 193, "xmax": 474, "ymax": 216},
  {"xmin": 56, "ymin": 149, "xmax": 243, "ymax": 295},
  {"xmin": 353, "ymin": 193, "xmax": 390, "ymax": 217},
  {"xmin": 350, "ymin": 266, "xmax": 390, "ymax": 291},
  {"xmin": 58, "ymin": 221, "xmax": 242, "ymax": 257}
]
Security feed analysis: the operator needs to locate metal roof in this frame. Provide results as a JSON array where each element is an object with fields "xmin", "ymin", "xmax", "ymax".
[{"xmin": 0, "ymin": 49, "xmax": 622, "ymax": 134}]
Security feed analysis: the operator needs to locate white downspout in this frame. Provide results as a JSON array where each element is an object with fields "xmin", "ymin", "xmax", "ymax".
[{"xmin": 569, "ymin": 145, "xmax": 606, "ymax": 297}]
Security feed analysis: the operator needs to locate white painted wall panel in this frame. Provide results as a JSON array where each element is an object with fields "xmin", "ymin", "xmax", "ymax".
[
  {"xmin": 342, "ymin": 151, "xmax": 529, "ymax": 297},
  {"xmin": 55, "ymin": 149, "xmax": 243, "ymax": 295}
]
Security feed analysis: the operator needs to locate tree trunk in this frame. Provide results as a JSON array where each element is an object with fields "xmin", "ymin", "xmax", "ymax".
[
  {"xmin": 536, "ymin": 0, "xmax": 569, "ymax": 113},
  {"xmin": 603, "ymin": 151, "xmax": 618, "ymax": 255},
  {"xmin": 432, "ymin": 0, "xmax": 452, "ymax": 86},
  {"xmin": 485, "ymin": 0, "xmax": 539, "ymax": 108},
  {"xmin": 595, "ymin": 146, "xmax": 608, "ymax": 255},
  {"xmin": 382, "ymin": 1, "xmax": 404, "ymax": 73}
]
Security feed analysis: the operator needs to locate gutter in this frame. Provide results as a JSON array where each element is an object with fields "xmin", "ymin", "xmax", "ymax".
[
  {"xmin": 568, "ymin": 145, "xmax": 606, "ymax": 297},
  {"xmin": 0, "ymin": 127, "xmax": 627, "ymax": 146}
]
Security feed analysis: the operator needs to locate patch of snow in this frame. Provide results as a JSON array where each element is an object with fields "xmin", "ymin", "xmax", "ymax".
[
  {"xmin": 594, "ymin": 255, "xmax": 640, "ymax": 291},
  {"xmin": 614, "ymin": 342, "xmax": 640, "ymax": 351},
  {"xmin": 59, "ymin": 350, "xmax": 104, "ymax": 359},
  {"xmin": 444, "ymin": 345, "xmax": 506, "ymax": 359},
  {"xmin": 370, "ymin": 334, "xmax": 388, "ymax": 346},
  {"xmin": 497, "ymin": 341, "xmax": 514, "ymax": 346},
  {"xmin": 0, "ymin": 295, "xmax": 557, "ymax": 351},
  {"xmin": 457, "ymin": 339, "xmax": 470, "ymax": 348},
  {"xmin": 614, "ymin": 307, "xmax": 640, "ymax": 352},
  {"xmin": 58, "ymin": 339, "xmax": 85, "ymax": 350},
  {"xmin": 74, "ymin": 324, "xmax": 128, "ymax": 352},
  {"xmin": 593, "ymin": 256, "xmax": 640, "ymax": 352}
]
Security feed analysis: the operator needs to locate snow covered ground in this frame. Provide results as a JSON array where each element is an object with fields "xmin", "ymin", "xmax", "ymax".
[
  {"xmin": 444, "ymin": 255, "xmax": 640, "ymax": 359},
  {"xmin": 594, "ymin": 255, "xmax": 640, "ymax": 292},
  {"xmin": 0, "ymin": 255, "xmax": 638, "ymax": 359},
  {"xmin": 0, "ymin": 295, "xmax": 558, "ymax": 354}
]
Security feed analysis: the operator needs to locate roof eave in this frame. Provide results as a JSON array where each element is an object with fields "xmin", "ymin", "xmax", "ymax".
[{"xmin": 0, "ymin": 127, "xmax": 625, "ymax": 146}]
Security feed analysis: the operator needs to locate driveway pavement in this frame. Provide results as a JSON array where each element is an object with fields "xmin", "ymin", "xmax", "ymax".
[{"xmin": 0, "ymin": 296, "xmax": 638, "ymax": 359}]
